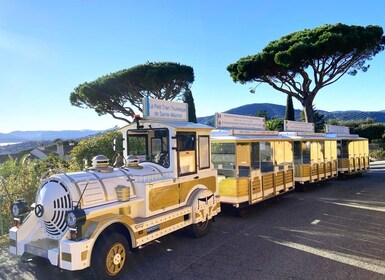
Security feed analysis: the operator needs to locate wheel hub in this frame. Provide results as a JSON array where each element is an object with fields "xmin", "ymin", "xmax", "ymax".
[{"xmin": 113, "ymin": 253, "xmax": 122, "ymax": 265}]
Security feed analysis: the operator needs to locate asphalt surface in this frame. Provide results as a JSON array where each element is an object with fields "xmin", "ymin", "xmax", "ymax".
[{"xmin": 1, "ymin": 163, "xmax": 385, "ymax": 280}]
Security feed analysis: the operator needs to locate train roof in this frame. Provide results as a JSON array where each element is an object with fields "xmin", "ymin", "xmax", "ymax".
[
  {"xmin": 324, "ymin": 133, "xmax": 367, "ymax": 140},
  {"xmin": 119, "ymin": 119, "xmax": 214, "ymax": 133},
  {"xmin": 279, "ymin": 131, "xmax": 329, "ymax": 140},
  {"xmin": 211, "ymin": 129, "xmax": 292, "ymax": 141}
]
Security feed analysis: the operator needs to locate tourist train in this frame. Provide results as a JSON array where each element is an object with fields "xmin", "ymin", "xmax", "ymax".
[{"xmin": 8, "ymin": 98, "xmax": 369, "ymax": 279}]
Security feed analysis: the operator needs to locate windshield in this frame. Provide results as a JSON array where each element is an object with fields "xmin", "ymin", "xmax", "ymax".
[{"xmin": 126, "ymin": 128, "xmax": 170, "ymax": 167}]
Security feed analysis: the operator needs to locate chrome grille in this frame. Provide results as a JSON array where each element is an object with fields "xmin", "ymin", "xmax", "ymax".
[{"xmin": 39, "ymin": 179, "xmax": 72, "ymax": 238}]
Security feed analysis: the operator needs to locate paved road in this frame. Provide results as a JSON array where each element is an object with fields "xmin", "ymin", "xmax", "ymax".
[{"xmin": 2, "ymin": 166, "xmax": 385, "ymax": 280}]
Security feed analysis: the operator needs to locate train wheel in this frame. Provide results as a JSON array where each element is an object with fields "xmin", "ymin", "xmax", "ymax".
[
  {"xmin": 187, "ymin": 218, "xmax": 212, "ymax": 238},
  {"xmin": 91, "ymin": 232, "xmax": 129, "ymax": 279}
]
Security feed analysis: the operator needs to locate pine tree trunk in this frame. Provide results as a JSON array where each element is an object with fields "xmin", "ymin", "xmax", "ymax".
[{"xmin": 303, "ymin": 104, "xmax": 314, "ymax": 123}]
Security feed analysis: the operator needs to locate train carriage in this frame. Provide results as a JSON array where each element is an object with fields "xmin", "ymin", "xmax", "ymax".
[
  {"xmin": 325, "ymin": 125, "xmax": 370, "ymax": 176},
  {"xmin": 280, "ymin": 121, "xmax": 338, "ymax": 184},
  {"xmin": 211, "ymin": 113, "xmax": 295, "ymax": 209}
]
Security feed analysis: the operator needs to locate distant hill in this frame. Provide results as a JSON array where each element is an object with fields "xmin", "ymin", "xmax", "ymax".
[
  {"xmin": 197, "ymin": 103, "xmax": 385, "ymax": 125},
  {"xmin": 0, "ymin": 129, "xmax": 104, "ymax": 143}
]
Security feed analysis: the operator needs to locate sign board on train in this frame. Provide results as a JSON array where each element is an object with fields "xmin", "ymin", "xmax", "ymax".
[
  {"xmin": 142, "ymin": 97, "xmax": 188, "ymax": 121},
  {"xmin": 325, "ymin": 125, "xmax": 350, "ymax": 134},
  {"xmin": 284, "ymin": 120, "xmax": 314, "ymax": 132},
  {"xmin": 215, "ymin": 113, "xmax": 265, "ymax": 130}
]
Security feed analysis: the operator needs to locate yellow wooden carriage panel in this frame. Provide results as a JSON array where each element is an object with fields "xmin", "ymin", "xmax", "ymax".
[
  {"xmin": 237, "ymin": 177, "xmax": 250, "ymax": 196},
  {"xmin": 338, "ymin": 158, "xmax": 349, "ymax": 169},
  {"xmin": 355, "ymin": 157, "xmax": 361, "ymax": 170},
  {"xmin": 349, "ymin": 158, "xmax": 355, "ymax": 170},
  {"xmin": 318, "ymin": 162, "xmax": 325, "ymax": 175},
  {"xmin": 311, "ymin": 164, "xmax": 318, "ymax": 176},
  {"xmin": 219, "ymin": 178, "xmax": 237, "ymax": 197},
  {"xmin": 359, "ymin": 156, "xmax": 365, "ymax": 169},
  {"xmin": 295, "ymin": 164, "xmax": 310, "ymax": 178},
  {"xmin": 285, "ymin": 169, "xmax": 293, "ymax": 184},
  {"xmin": 325, "ymin": 161, "xmax": 332, "ymax": 175},
  {"xmin": 262, "ymin": 173, "xmax": 274, "ymax": 191},
  {"xmin": 251, "ymin": 176, "xmax": 261, "ymax": 193},
  {"xmin": 219, "ymin": 177, "xmax": 249, "ymax": 197},
  {"xmin": 331, "ymin": 160, "xmax": 335, "ymax": 172},
  {"xmin": 275, "ymin": 171, "xmax": 284, "ymax": 186}
]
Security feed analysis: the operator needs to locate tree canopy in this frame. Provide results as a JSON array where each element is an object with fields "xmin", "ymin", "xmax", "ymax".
[
  {"xmin": 70, "ymin": 62, "xmax": 195, "ymax": 123},
  {"xmin": 227, "ymin": 23, "xmax": 385, "ymax": 123}
]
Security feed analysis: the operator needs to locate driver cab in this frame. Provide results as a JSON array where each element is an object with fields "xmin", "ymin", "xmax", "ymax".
[{"xmin": 121, "ymin": 119, "xmax": 213, "ymax": 180}]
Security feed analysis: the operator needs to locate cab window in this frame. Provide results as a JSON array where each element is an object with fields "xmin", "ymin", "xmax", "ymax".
[{"xmin": 126, "ymin": 128, "xmax": 169, "ymax": 168}]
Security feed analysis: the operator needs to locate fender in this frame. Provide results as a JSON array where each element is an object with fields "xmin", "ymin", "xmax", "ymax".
[{"xmin": 187, "ymin": 188, "xmax": 219, "ymax": 224}]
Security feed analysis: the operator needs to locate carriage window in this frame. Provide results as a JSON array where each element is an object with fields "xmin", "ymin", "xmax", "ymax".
[
  {"xmin": 260, "ymin": 142, "xmax": 274, "ymax": 172},
  {"xmin": 293, "ymin": 141, "xmax": 301, "ymax": 164},
  {"xmin": 211, "ymin": 143, "xmax": 236, "ymax": 178},
  {"xmin": 302, "ymin": 141, "xmax": 311, "ymax": 164},
  {"xmin": 177, "ymin": 132, "xmax": 196, "ymax": 176},
  {"xmin": 340, "ymin": 140, "xmax": 349, "ymax": 158},
  {"xmin": 250, "ymin": 142, "xmax": 260, "ymax": 170},
  {"xmin": 199, "ymin": 136, "xmax": 210, "ymax": 169}
]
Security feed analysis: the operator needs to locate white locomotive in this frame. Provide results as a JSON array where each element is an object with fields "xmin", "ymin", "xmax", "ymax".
[{"xmin": 9, "ymin": 99, "xmax": 220, "ymax": 279}]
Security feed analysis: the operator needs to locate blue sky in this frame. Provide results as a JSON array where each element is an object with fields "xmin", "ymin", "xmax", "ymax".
[{"xmin": 1, "ymin": 0, "xmax": 384, "ymax": 133}]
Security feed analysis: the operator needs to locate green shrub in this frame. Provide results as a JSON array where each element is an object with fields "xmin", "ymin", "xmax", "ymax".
[
  {"xmin": 69, "ymin": 130, "xmax": 122, "ymax": 169},
  {"xmin": 369, "ymin": 148, "xmax": 385, "ymax": 160},
  {"xmin": 266, "ymin": 118, "xmax": 284, "ymax": 131},
  {"xmin": 353, "ymin": 123, "xmax": 385, "ymax": 141}
]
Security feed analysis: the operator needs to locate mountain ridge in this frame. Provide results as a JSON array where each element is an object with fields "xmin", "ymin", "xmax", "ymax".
[
  {"xmin": 0, "ymin": 129, "xmax": 106, "ymax": 143},
  {"xmin": 197, "ymin": 103, "xmax": 385, "ymax": 125}
]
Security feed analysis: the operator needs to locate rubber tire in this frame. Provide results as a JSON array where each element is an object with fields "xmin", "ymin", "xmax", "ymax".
[
  {"xmin": 90, "ymin": 232, "xmax": 130, "ymax": 280},
  {"xmin": 187, "ymin": 219, "xmax": 212, "ymax": 238}
]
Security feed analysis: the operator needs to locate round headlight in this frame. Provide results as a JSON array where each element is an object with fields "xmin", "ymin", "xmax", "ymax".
[
  {"xmin": 11, "ymin": 198, "xmax": 30, "ymax": 218},
  {"xmin": 12, "ymin": 204, "xmax": 20, "ymax": 217},
  {"xmin": 66, "ymin": 212, "xmax": 77, "ymax": 228}
]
